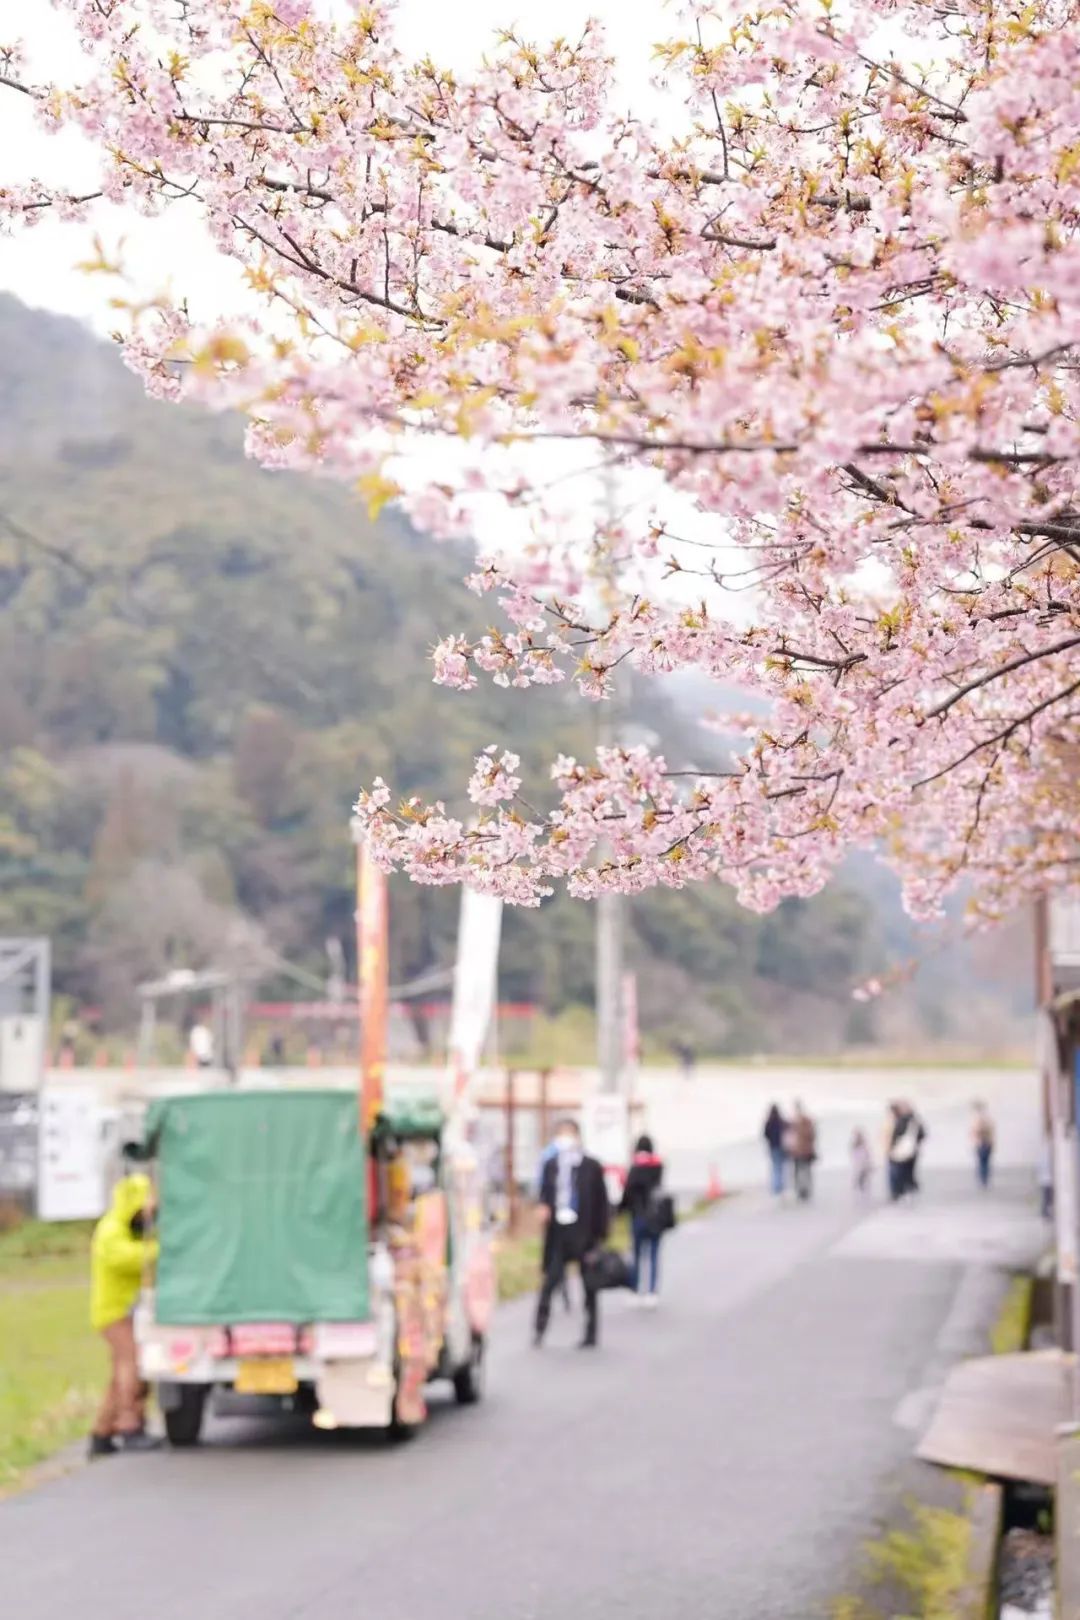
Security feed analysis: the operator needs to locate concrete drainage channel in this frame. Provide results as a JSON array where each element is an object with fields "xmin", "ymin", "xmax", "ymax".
[
  {"xmin": 997, "ymin": 1484, "xmax": 1054, "ymax": 1620},
  {"xmin": 995, "ymin": 1275, "xmax": 1055, "ymax": 1620}
]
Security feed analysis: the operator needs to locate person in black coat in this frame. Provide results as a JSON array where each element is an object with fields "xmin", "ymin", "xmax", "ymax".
[
  {"xmin": 763, "ymin": 1104, "xmax": 788, "ymax": 1196},
  {"xmin": 621, "ymin": 1134, "xmax": 665, "ymax": 1304},
  {"xmin": 534, "ymin": 1118, "xmax": 609, "ymax": 1349},
  {"xmin": 888, "ymin": 1100, "xmax": 927, "ymax": 1199}
]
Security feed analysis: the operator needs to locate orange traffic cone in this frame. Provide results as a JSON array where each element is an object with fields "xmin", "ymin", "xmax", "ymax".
[{"xmin": 706, "ymin": 1163, "xmax": 723, "ymax": 1202}]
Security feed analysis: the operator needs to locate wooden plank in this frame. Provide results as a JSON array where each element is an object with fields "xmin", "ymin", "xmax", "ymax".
[{"xmin": 917, "ymin": 1350, "xmax": 1070, "ymax": 1487}]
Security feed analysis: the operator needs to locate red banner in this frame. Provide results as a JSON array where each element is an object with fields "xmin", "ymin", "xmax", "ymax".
[{"xmin": 356, "ymin": 840, "xmax": 388, "ymax": 1132}]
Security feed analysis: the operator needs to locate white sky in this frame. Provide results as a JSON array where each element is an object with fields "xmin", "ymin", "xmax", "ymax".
[
  {"xmin": 0, "ymin": 0, "xmax": 742, "ymax": 624},
  {"xmin": 0, "ymin": 0, "xmax": 667, "ymax": 325}
]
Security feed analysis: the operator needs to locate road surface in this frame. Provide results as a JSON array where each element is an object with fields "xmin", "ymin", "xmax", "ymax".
[{"xmin": 1, "ymin": 1167, "xmax": 1045, "ymax": 1620}]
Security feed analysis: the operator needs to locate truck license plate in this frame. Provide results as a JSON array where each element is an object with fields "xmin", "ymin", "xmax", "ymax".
[{"xmin": 235, "ymin": 1357, "xmax": 297, "ymax": 1396}]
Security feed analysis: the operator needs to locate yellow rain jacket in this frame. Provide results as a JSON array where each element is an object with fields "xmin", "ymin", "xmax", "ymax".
[{"xmin": 90, "ymin": 1173, "xmax": 159, "ymax": 1331}]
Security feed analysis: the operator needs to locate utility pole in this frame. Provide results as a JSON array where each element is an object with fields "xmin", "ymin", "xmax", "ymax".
[
  {"xmin": 596, "ymin": 694, "xmax": 624, "ymax": 1096},
  {"xmin": 595, "ymin": 470, "xmax": 624, "ymax": 1096}
]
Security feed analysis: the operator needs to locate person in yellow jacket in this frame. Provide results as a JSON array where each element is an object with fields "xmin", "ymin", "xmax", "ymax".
[{"xmin": 89, "ymin": 1172, "xmax": 160, "ymax": 1457}]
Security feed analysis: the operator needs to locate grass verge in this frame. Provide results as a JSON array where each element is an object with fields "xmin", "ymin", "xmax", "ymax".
[
  {"xmin": 0, "ymin": 1219, "xmax": 100, "ymax": 1493},
  {"xmin": 0, "ymin": 1271, "xmax": 102, "ymax": 1493},
  {"xmin": 832, "ymin": 1494, "xmax": 979, "ymax": 1620}
]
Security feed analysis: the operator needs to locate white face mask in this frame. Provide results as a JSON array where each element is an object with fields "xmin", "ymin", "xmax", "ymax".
[{"xmin": 555, "ymin": 1134, "xmax": 577, "ymax": 1152}]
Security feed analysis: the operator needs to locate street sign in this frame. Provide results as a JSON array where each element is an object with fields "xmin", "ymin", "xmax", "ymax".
[
  {"xmin": 1052, "ymin": 897, "xmax": 1080, "ymax": 969},
  {"xmin": 0, "ymin": 1015, "xmax": 44, "ymax": 1093},
  {"xmin": 582, "ymin": 1093, "xmax": 630, "ymax": 1202},
  {"xmin": 37, "ymin": 1086, "xmax": 107, "ymax": 1221}
]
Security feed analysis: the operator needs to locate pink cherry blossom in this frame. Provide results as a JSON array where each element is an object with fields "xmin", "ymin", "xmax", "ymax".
[{"xmin": 5, "ymin": 0, "xmax": 1080, "ymax": 920}]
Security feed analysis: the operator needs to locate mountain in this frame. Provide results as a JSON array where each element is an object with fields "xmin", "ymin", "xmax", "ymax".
[{"xmin": 0, "ymin": 293, "xmax": 1014, "ymax": 1058}]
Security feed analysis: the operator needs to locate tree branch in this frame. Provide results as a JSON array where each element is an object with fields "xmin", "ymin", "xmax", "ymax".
[{"xmin": 923, "ymin": 634, "xmax": 1080, "ymax": 721}]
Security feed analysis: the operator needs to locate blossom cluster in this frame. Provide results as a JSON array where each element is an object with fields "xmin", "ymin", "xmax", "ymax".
[{"xmin": 6, "ymin": 0, "xmax": 1080, "ymax": 918}]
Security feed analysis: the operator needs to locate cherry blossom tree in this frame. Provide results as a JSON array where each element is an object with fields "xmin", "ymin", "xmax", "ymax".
[{"xmin": 4, "ymin": 0, "xmax": 1080, "ymax": 921}]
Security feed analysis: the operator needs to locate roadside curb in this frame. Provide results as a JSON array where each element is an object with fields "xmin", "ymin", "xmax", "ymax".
[
  {"xmin": 1, "ymin": 1439, "xmax": 85, "ymax": 1503},
  {"xmin": 962, "ymin": 1481, "xmax": 1003, "ymax": 1620}
]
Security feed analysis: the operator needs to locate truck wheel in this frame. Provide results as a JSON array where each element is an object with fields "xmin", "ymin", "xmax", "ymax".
[
  {"xmin": 452, "ymin": 1335, "xmax": 485, "ymax": 1406},
  {"xmin": 162, "ymin": 1385, "xmax": 207, "ymax": 1447}
]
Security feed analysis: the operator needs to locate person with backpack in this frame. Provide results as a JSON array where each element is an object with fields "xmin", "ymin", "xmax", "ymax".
[
  {"xmin": 888, "ymin": 1100, "xmax": 927, "ymax": 1199},
  {"xmin": 621, "ymin": 1134, "xmax": 674, "ymax": 1307}
]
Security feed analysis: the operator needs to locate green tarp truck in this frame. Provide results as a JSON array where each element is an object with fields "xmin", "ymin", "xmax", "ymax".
[{"xmin": 134, "ymin": 1088, "xmax": 493, "ymax": 1445}]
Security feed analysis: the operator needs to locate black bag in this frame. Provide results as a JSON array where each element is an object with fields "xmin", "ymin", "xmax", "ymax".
[
  {"xmin": 646, "ymin": 1188, "xmax": 677, "ymax": 1236},
  {"xmin": 584, "ymin": 1249, "xmax": 634, "ymax": 1291}
]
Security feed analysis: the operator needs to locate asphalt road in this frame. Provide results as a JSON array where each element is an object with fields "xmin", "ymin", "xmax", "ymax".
[{"xmin": 1, "ymin": 1167, "xmax": 1046, "ymax": 1620}]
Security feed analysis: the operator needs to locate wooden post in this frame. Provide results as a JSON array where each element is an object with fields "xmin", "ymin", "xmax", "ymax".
[
  {"xmin": 1035, "ymin": 894, "xmax": 1053, "ymax": 1133},
  {"xmin": 505, "ymin": 1069, "xmax": 517, "ymax": 1232},
  {"xmin": 539, "ymin": 1067, "xmax": 550, "ymax": 1156}
]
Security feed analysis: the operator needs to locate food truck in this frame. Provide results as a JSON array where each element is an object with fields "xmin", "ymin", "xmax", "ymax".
[{"xmin": 134, "ymin": 1087, "xmax": 494, "ymax": 1444}]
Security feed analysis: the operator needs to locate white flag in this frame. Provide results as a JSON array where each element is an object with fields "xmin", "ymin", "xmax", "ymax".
[{"xmin": 447, "ymin": 888, "xmax": 503, "ymax": 1101}]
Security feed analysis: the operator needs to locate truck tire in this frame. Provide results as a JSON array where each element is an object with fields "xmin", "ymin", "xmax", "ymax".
[
  {"xmin": 162, "ymin": 1384, "xmax": 207, "ymax": 1447},
  {"xmin": 452, "ymin": 1335, "xmax": 485, "ymax": 1406}
]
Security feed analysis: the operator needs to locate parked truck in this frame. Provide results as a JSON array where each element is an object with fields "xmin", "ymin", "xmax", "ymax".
[{"xmin": 133, "ymin": 1087, "xmax": 494, "ymax": 1445}]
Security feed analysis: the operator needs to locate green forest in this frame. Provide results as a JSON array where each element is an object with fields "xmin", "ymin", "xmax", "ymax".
[{"xmin": 0, "ymin": 294, "xmax": 902, "ymax": 1056}]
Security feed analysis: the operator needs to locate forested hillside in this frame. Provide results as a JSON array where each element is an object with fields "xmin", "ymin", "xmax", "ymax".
[{"xmin": 0, "ymin": 294, "xmax": 921, "ymax": 1054}]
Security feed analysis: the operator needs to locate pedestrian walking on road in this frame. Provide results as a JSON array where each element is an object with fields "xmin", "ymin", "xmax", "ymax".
[
  {"xmin": 673, "ymin": 1040, "xmax": 697, "ymax": 1081},
  {"xmin": 888, "ymin": 1101, "xmax": 926, "ymax": 1200},
  {"xmin": 621, "ymin": 1134, "xmax": 670, "ymax": 1306},
  {"xmin": 534, "ymin": 1118, "xmax": 609, "ymax": 1349},
  {"xmin": 763, "ymin": 1103, "xmax": 788, "ymax": 1196},
  {"xmin": 790, "ymin": 1102, "xmax": 817, "ymax": 1202},
  {"xmin": 1039, "ymin": 1135, "xmax": 1054, "ymax": 1220},
  {"xmin": 972, "ymin": 1101, "xmax": 995, "ymax": 1189},
  {"xmin": 88, "ymin": 1172, "xmax": 161, "ymax": 1457},
  {"xmin": 850, "ymin": 1128, "xmax": 872, "ymax": 1197},
  {"xmin": 537, "ymin": 1135, "xmax": 572, "ymax": 1312}
]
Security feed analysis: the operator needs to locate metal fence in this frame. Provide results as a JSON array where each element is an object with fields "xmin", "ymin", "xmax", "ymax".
[{"xmin": 0, "ymin": 1091, "xmax": 38, "ymax": 1212}]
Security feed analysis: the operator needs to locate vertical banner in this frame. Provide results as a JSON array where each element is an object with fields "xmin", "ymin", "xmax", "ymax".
[
  {"xmin": 357, "ymin": 840, "xmax": 389, "ymax": 1132},
  {"xmin": 622, "ymin": 971, "xmax": 640, "ymax": 1069},
  {"xmin": 1055, "ymin": 1120, "xmax": 1078, "ymax": 1286},
  {"xmin": 447, "ymin": 888, "xmax": 503, "ymax": 1106},
  {"xmin": 581, "ymin": 1093, "xmax": 631, "ymax": 1206}
]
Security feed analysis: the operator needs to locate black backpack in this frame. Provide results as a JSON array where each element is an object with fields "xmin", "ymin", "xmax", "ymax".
[{"xmin": 646, "ymin": 1186, "xmax": 677, "ymax": 1236}]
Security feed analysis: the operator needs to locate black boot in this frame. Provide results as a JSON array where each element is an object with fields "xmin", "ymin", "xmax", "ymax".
[
  {"xmin": 116, "ymin": 1429, "xmax": 163, "ymax": 1453},
  {"xmin": 88, "ymin": 1433, "xmax": 117, "ymax": 1460},
  {"xmin": 533, "ymin": 1298, "xmax": 550, "ymax": 1348}
]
